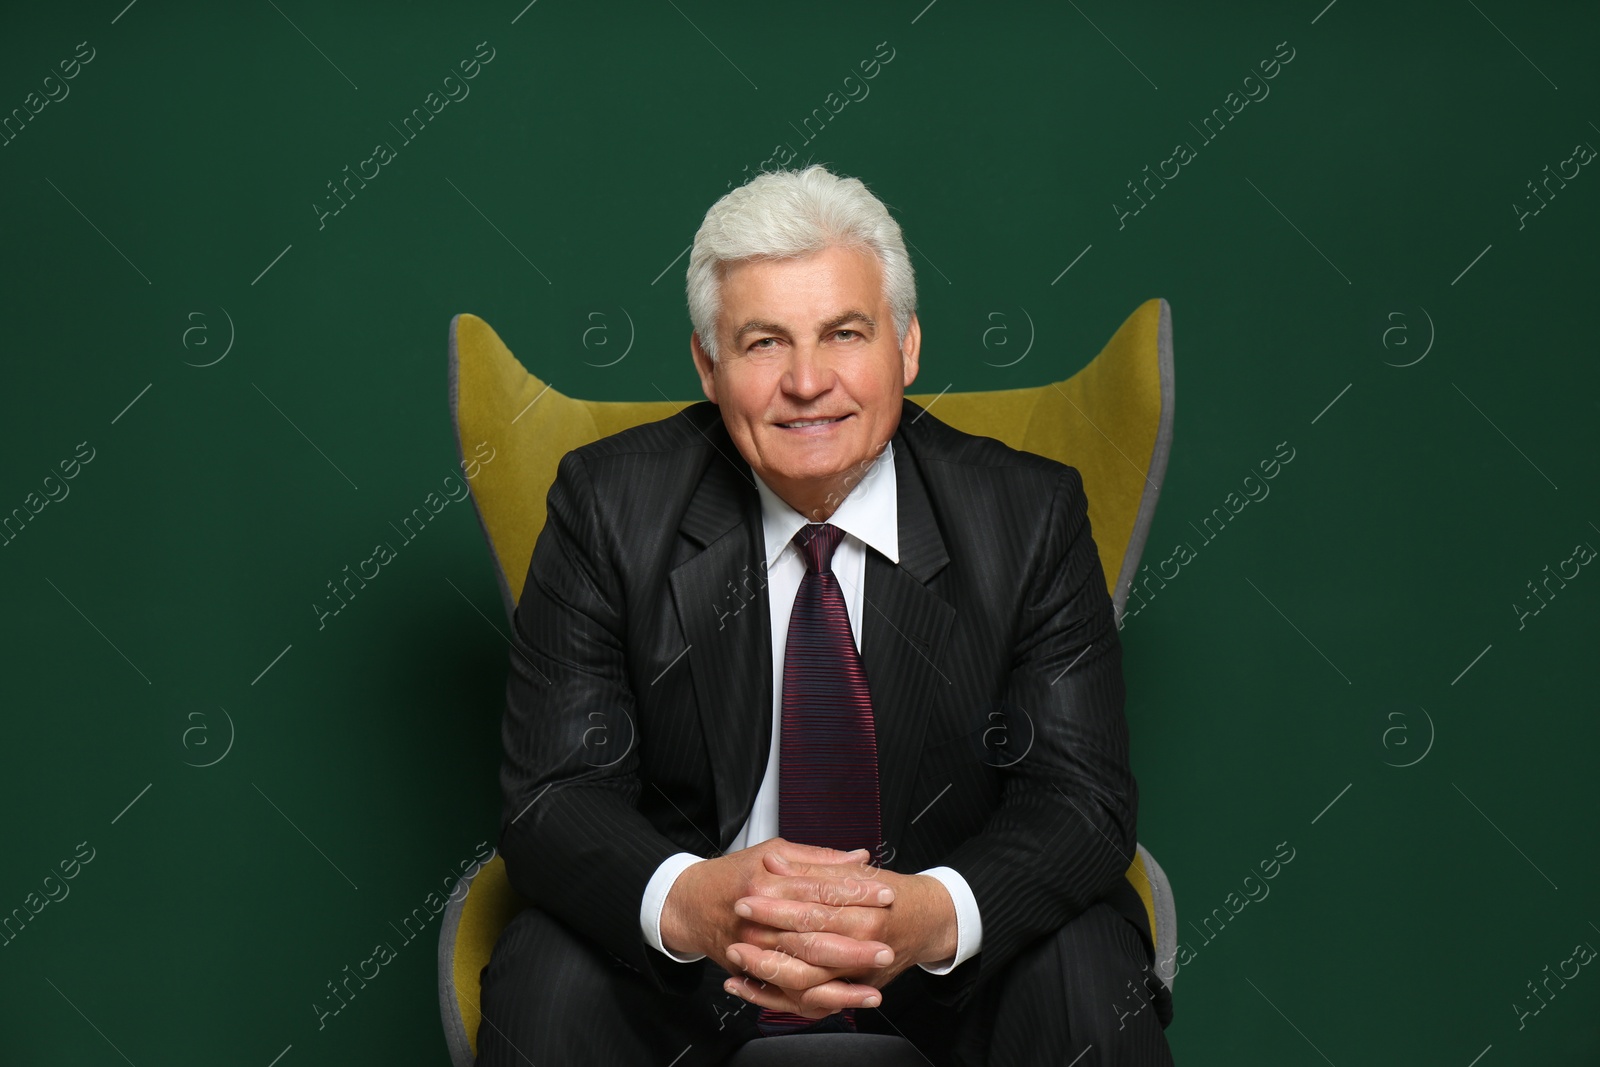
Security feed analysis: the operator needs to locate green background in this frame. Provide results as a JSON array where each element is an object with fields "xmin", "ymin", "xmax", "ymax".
[{"xmin": 2, "ymin": 0, "xmax": 1596, "ymax": 1063}]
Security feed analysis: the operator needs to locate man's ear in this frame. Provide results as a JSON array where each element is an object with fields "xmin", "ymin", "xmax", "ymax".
[
  {"xmin": 690, "ymin": 331, "xmax": 718, "ymax": 404},
  {"xmin": 900, "ymin": 312, "xmax": 922, "ymax": 390}
]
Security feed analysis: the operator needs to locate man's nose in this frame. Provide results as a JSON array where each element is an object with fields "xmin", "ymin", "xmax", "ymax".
[{"xmin": 783, "ymin": 344, "xmax": 835, "ymax": 396}]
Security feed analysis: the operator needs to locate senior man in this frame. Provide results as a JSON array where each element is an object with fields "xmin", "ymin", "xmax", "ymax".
[{"xmin": 476, "ymin": 163, "xmax": 1174, "ymax": 1066}]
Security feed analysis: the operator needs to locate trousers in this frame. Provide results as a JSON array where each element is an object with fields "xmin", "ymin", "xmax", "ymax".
[{"xmin": 476, "ymin": 883, "xmax": 1174, "ymax": 1066}]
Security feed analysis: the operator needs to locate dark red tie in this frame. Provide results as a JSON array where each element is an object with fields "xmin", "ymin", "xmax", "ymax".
[{"xmin": 756, "ymin": 523, "xmax": 882, "ymax": 1038}]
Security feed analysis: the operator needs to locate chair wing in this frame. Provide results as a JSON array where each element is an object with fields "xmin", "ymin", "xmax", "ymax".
[{"xmin": 907, "ymin": 297, "xmax": 1173, "ymax": 615}]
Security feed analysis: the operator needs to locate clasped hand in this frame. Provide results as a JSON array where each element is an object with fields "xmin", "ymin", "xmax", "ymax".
[{"xmin": 660, "ymin": 837, "xmax": 956, "ymax": 1020}]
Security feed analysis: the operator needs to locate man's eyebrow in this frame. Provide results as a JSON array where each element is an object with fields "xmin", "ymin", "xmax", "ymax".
[
  {"xmin": 732, "ymin": 310, "xmax": 877, "ymax": 341},
  {"xmin": 820, "ymin": 310, "xmax": 877, "ymax": 334},
  {"xmin": 732, "ymin": 319, "xmax": 787, "ymax": 341}
]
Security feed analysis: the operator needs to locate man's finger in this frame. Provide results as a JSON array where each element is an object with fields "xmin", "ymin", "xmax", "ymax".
[
  {"xmin": 765, "ymin": 853, "xmax": 887, "ymax": 885},
  {"xmin": 725, "ymin": 974, "xmax": 882, "ymax": 1015},
  {"xmin": 771, "ymin": 840, "xmax": 871, "ymax": 865},
  {"xmin": 728, "ymin": 930, "xmax": 890, "ymax": 973},
  {"xmin": 757, "ymin": 863, "xmax": 895, "ymax": 907},
  {"xmin": 772, "ymin": 931, "xmax": 893, "ymax": 970},
  {"xmin": 725, "ymin": 975, "xmax": 836, "ymax": 1018},
  {"xmin": 736, "ymin": 895, "xmax": 881, "ymax": 940},
  {"xmin": 727, "ymin": 942, "xmax": 834, "ymax": 986}
]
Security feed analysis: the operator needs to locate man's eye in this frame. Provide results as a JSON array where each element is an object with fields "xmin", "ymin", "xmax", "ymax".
[
  {"xmin": 750, "ymin": 338, "xmax": 777, "ymax": 350},
  {"xmin": 833, "ymin": 330, "xmax": 859, "ymax": 341}
]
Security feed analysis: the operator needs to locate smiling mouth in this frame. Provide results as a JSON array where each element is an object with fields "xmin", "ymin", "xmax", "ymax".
[{"xmin": 777, "ymin": 414, "xmax": 852, "ymax": 428}]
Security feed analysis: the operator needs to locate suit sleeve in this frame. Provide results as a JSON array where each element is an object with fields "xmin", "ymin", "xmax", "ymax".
[
  {"xmin": 934, "ymin": 464, "xmax": 1137, "ymax": 999},
  {"xmin": 497, "ymin": 449, "xmax": 703, "ymax": 995}
]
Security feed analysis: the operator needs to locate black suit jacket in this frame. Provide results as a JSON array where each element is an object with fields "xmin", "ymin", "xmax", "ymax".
[{"xmin": 497, "ymin": 396, "xmax": 1137, "ymax": 1011}]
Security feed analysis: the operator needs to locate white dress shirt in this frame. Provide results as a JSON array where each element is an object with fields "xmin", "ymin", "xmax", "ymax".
[{"xmin": 638, "ymin": 437, "xmax": 984, "ymax": 975}]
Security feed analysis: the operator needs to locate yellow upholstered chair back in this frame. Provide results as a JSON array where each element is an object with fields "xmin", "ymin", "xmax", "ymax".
[{"xmin": 438, "ymin": 300, "xmax": 1176, "ymax": 1065}]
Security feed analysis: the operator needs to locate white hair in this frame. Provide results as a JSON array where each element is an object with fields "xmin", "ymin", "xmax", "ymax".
[{"xmin": 686, "ymin": 163, "xmax": 917, "ymax": 363}]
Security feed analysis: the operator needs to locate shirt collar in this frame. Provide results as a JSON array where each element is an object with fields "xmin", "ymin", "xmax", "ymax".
[{"xmin": 754, "ymin": 438, "xmax": 900, "ymax": 570}]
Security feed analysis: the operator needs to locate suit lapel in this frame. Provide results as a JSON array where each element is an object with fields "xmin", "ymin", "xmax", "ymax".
[
  {"xmin": 864, "ymin": 406, "xmax": 955, "ymax": 861},
  {"xmin": 668, "ymin": 406, "xmax": 773, "ymax": 851},
  {"xmin": 667, "ymin": 399, "xmax": 955, "ymax": 861}
]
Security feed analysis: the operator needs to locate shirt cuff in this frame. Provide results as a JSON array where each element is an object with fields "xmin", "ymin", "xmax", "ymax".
[
  {"xmin": 914, "ymin": 866, "xmax": 983, "ymax": 974},
  {"xmin": 640, "ymin": 852, "xmax": 708, "ymax": 963}
]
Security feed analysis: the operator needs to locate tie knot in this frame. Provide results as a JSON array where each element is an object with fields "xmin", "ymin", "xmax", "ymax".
[{"xmin": 793, "ymin": 523, "xmax": 846, "ymax": 574}]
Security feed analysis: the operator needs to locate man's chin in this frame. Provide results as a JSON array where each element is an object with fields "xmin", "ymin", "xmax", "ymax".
[
  {"xmin": 766, "ymin": 464, "xmax": 845, "ymax": 490},
  {"xmin": 760, "ymin": 438, "xmax": 852, "ymax": 470}
]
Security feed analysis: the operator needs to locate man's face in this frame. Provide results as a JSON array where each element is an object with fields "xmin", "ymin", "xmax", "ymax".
[{"xmin": 690, "ymin": 244, "xmax": 920, "ymax": 522}]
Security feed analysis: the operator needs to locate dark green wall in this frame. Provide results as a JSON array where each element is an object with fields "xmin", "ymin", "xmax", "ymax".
[{"xmin": 2, "ymin": 1, "xmax": 1596, "ymax": 1062}]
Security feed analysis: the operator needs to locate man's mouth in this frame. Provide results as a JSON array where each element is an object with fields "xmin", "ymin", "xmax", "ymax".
[{"xmin": 777, "ymin": 414, "xmax": 852, "ymax": 429}]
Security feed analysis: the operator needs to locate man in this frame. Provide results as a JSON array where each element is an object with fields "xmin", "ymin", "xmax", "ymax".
[{"xmin": 477, "ymin": 164, "xmax": 1173, "ymax": 1065}]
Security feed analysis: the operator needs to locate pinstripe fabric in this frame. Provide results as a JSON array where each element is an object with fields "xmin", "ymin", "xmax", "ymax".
[
  {"xmin": 756, "ymin": 523, "xmax": 881, "ymax": 1038},
  {"xmin": 870, "ymin": 900, "xmax": 1174, "ymax": 1066},
  {"xmin": 474, "ymin": 899, "xmax": 1172, "ymax": 1065},
  {"xmin": 494, "ymin": 396, "xmax": 1139, "ymax": 1018}
]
